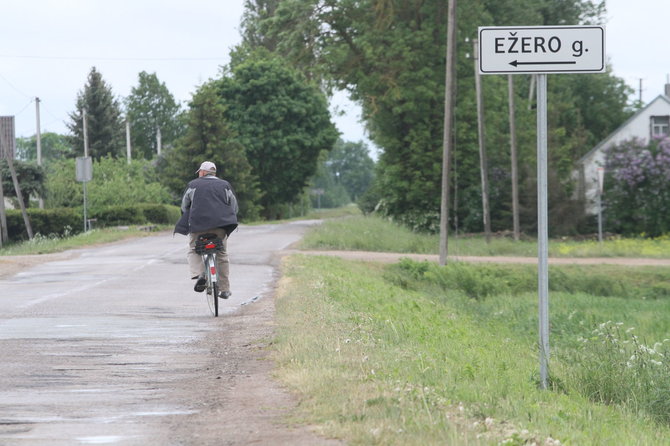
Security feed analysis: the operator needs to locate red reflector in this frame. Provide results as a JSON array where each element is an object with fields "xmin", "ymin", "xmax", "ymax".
[
  {"xmin": 210, "ymin": 266, "xmax": 217, "ymax": 275},
  {"xmin": 205, "ymin": 243, "xmax": 216, "ymax": 249}
]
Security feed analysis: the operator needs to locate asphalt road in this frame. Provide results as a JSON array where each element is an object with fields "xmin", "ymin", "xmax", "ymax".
[{"xmin": 0, "ymin": 221, "xmax": 317, "ymax": 445}]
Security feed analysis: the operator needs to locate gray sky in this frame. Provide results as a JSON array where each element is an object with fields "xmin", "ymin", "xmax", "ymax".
[{"xmin": 0, "ymin": 0, "xmax": 667, "ymax": 152}]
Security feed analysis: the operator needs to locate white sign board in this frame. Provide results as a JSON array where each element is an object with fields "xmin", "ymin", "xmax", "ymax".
[{"xmin": 478, "ymin": 25, "xmax": 605, "ymax": 74}]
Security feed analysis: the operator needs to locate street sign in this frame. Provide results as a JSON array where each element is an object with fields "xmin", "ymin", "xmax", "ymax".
[
  {"xmin": 76, "ymin": 156, "xmax": 93, "ymax": 182},
  {"xmin": 478, "ymin": 25, "xmax": 605, "ymax": 74}
]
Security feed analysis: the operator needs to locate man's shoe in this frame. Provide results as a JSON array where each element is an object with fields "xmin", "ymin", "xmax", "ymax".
[
  {"xmin": 194, "ymin": 275, "xmax": 207, "ymax": 292},
  {"xmin": 218, "ymin": 290, "xmax": 232, "ymax": 299}
]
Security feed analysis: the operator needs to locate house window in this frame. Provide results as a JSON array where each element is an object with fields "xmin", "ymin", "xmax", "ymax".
[{"xmin": 651, "ymin": 115, "xmax": 669, "ymax": 137}]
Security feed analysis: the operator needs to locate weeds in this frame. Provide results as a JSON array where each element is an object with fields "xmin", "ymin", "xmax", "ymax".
[
  {"xmin": 275, "ymin": 255, "xmax": 670, "ymax": 445},
  {"xmin": 564, "ymin": 321, "xmax": 670, "ymax": 425}
]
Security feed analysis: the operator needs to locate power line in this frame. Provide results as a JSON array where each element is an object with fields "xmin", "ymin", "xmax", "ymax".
[
  {"xmin": 0, "ymin": 54, "xmax": 227, "ymax": 62},
  {"xmin": 0, "ymin": 72, "xmax": 32, "ymax": 99}
]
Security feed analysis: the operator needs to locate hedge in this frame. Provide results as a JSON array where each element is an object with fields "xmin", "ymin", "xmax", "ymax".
[
  {"xmin": 5, "ymin": 204, "xmax": 181, "ymax": 242},
  {"xmin": 6, "ymin": 207, "xmax": 82, "ymax": 241}
]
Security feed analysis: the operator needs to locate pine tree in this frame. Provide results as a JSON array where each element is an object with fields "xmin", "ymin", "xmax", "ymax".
[{"xmin": 67, "ymin": 67, "xmax": 124, "ymax": 160}]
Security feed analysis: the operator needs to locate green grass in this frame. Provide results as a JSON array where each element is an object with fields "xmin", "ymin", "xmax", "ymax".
[
  {"xmin": 0, "ymin": 226, "xmax": 168, "ymax": 256},
  {"xmin": 274, "ymin": 255, "xmax": 670, "ymax": 445},
  {"xmin": 299, "ymin": 214, "xmax": 670, "ymax": 258}
]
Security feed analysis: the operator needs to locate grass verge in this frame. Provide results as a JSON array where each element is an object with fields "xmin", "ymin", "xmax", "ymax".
[
  {"xmin": 0, "ymin": 226, "xmax": 168, "ymax": 256},
  {"xmin": 299, "ymin": 214, "xmax": 670, "ymax": 258},
  {"xmin": 273, "ymin": 255, "xmax": 670, "ymax": 445}
]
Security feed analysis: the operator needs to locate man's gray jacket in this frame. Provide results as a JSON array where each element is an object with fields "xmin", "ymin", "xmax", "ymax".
[{"xmin": 174, "ymin": 175, "xmax": 238, "ymax": 236}]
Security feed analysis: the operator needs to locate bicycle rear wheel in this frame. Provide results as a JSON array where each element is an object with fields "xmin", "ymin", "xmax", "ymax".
[{"xmin": 205, "ymin": 256, "xmax": 219, "ymax": 317}]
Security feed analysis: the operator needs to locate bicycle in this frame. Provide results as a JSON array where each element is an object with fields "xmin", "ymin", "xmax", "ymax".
[{"xmin": 194, "ymin": 233, "xmax": 224, "ymax": 317}]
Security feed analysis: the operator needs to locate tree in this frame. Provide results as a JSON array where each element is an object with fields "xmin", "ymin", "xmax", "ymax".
[
  {"xmin": 0, "ymin": 159, "xmax": 45, "ymax": 208},
  {"xmin": 240, "ymin": 0, "xmax": 631, "ymax": 234},
  {"xmin": 215, "ymin": 50, "xmax": 338, "ymax": 219},
  {"xmin": 309, "ymin": 150, "xmax": 350, "ymax": 209},
  {"xmin": 159, "ymin": 82, "xmax": 262, "ymax": 221},
  {"xmin": 125, "ymin": 71, "xmax": 184, "ymax": 160},
  {"xmin": 15, "ymin": 133, "xmax": 75, "ymax": 162},
  {"xmin": 44, "ymin": 157, "xmax": 172, "ymax": 214},
  {"xmin": 326, "ymin": 139, "xmax": 375, "ymax": 201},
  {"xmin": 603, "ymin": 137, "xmax": 670, "ymax": 236},
  {"xmin": 67, "ymin": 67, "xmax": 125, "ymax": 160}
]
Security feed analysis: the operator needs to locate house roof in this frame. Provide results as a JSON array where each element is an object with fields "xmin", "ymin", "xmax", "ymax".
[{"xmin": 577, "ymin": 94, "xmax": 670, "ymax": 164}]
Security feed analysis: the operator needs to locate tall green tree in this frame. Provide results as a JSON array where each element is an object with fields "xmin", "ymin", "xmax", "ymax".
[
  {"xmin": 240, "ymin": 0, "xmax": 630, "ymax": 234},
  {"xmin": 67, "ymin": 67, "xmax": 125, "ymax": 160},
  {"xmin": 125, "ymin": 71, "xmax": 184, "ymax": 160},
  {"xmin": 327, "ymin": 139, "xmax": 375, "ymax": 201},
  {"xmin": 15, "ymin": 133, "xmax": 75, "ymax": 162},
  {"xmin": 159, "ymin": 82, "xmax": 262, "ymax": 221},
  {"xmin": 44, "ymin": 157, "xmax": 172, "ymax": 214},
  {"xmin": 215, "ymin": 50, "xmax": 338, "ymax": 219},
  {"xmin": 0, "ymin": 160, "xmax": 44, "ymax": 208},
  {"xmin": 310, "ymin": 150, "xmax": 350, "ymax": 209}
]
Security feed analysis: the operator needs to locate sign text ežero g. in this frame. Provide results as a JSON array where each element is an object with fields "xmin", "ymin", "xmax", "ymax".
[{"xmin": 478, "ymin": 26, "xmax": 605, "ymax": 74}]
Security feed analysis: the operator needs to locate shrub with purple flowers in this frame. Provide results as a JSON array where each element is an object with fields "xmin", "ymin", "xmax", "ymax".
[{"xmin": 604, "ymin": 137, "xmax": 670, "ymax": 236}]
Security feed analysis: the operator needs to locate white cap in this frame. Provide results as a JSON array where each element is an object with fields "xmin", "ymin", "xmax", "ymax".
[{"xmin": 196, "ymin": 161, "xmax": 216, "ymax": 173}]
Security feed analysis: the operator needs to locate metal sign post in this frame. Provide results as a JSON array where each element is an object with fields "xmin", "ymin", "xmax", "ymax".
[
  {"xmin": 76, "ymin": 156, "xmax": 93, "ymax": 232},
  {"xmin": 536, "ymin": 74, "xmax": 550, "ymax": 388},
  {"xmin": 478, "ymin": 25, "xmax": 605, "ymax": 389}
]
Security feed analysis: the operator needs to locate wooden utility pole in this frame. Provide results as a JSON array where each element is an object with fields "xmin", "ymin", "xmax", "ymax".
[
  {"xmin": 508, "ymin": 75, "xmax": 520, "ymax": 241},
  {"xmin": 156, "ymin": 127, "xmax": 162, "ymax": 156},
  {"xmin": 126, "ymin": 119, "xmax": 132, "ymax": 164},
  {"xmin": 36, "ymin": 97, "xmax": 44, "ymax": 209},
  {"xmin": 82, "ymin": 108, "xmax": 89, "ymax": 231},
  {"xmin": 439, "ymin": 0, "xmax": 457, "ymax": 265},
  {"xmin": 0, "ymin": 164, "xmax": 7, "ymax": 247},
  {"xmin": 528, "ymin": 74, "xmax": 536, "ymax": 110},
  {"xmin": 473, "ymin": 38, "xmax": 492, "ymax": 244},
  {"xmin": 6, "ymin": 157, "xmax": 33, "ymax": 239}
]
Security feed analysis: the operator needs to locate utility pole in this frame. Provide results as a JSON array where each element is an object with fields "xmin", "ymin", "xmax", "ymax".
[
  {"xmin": 82, "ymin": 108, "xmax": 89, "ymax": 231},
  {"xmin": 6, "ymin": 156, "xmax": 33, "ymax": 239},
  {"xmin": 36, "ymin": 97, "xmax": 44, "ymax": 209},
  {"xmin": 83, "ymin": 108, "xmax": 89, "ymax": 158},
  {"xmin": 0, "ymin": 151, "xmax": 7, "ymax": 246},
  {"xmin": 473, "ymin": 38, "xmax": 492, "ymax": 244},
  {"xmin": 508, "ymin": 75, "xmax": 520, "ymax": 241},
  {"xmin": 439, "ymin": 0, "xmax": 457, "ymax": 265},
  {"xmin": 0, "ymin": 170, "xmax": 6, "ymax": 247},
  {"xmin": 126, "ymin": 118, "xmax": 132, "ymax": 164},
  {"xmin": 156, "ymin": 127, "xmax": 162, "ymax": 156}
]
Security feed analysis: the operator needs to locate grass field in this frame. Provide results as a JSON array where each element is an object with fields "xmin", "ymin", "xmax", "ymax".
[
  {"xmin": 299, "ymin": 214, "xmax": 670, "ymax": 258},
  {"xmin": 274, "ymin": 214, "xmax": 670, "ymax": 445},
  {"xmin": 274, "ymin": 255, "xmax": 670, "ymax": 445}
]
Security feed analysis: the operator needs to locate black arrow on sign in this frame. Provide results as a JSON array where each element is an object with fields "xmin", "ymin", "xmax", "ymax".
[{"xmin": 510, "ymin": 60, "xmax": 577, "ymax": 67}]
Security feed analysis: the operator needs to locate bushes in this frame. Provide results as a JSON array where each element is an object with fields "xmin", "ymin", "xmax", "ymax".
[
  {"xmin": 6, "ymin": 208, "xmax": 82, "ymax": 241},
  {"xmin": 6, "ymin": 204, "xmax": 181, "ymax": 242},
  {"xmin": 92, "ymin": 204, "xmax": 180, "ymax": 226}
]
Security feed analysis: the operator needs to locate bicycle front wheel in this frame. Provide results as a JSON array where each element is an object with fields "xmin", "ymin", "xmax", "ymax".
[{"xmin": 211, "ymin": 282, "xmax": 219, "ymax": 317}]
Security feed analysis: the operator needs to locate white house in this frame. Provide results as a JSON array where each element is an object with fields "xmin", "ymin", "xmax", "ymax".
[{"xmin": 575, "ymin": 86, "xmax": 670, "ymax": 213}]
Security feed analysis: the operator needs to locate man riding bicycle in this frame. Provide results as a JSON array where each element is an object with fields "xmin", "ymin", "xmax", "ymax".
[{"xmin": 174, "ymin": 161, "xmax": 238, "ymax": 299}]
